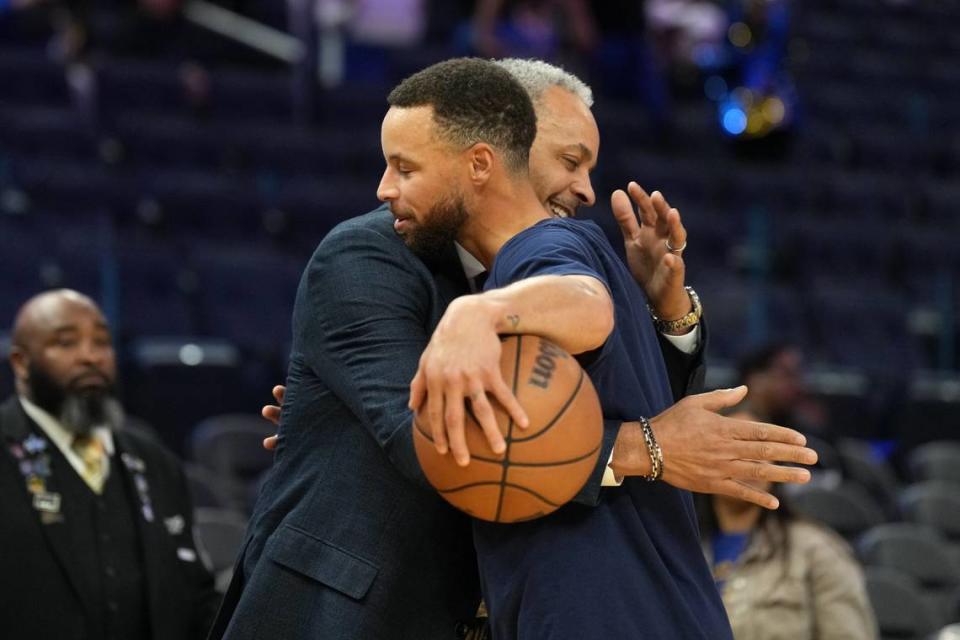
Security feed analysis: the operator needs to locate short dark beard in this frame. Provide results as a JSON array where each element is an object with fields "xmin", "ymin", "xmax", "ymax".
[
  {"xmin": 400, "ymin": 193, "xmax": 469, "ymax": 259},
  {"xmin": 26, "ymin": 363, "xmax": 122, "ymax": 435}
]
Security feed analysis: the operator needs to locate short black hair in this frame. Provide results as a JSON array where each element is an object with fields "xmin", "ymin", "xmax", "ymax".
[
  {"xmin": 737, "ymin": 341, "xmax": 798, "ymax": 384},
  {"xmin": 387, "ymin": 57, "xmax": 537, "ymax": 174}
]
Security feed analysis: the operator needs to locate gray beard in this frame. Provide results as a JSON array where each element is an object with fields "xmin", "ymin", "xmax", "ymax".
[{"xmin": 59, "ymin": 394, "xmax": 125, "ymax": 436}]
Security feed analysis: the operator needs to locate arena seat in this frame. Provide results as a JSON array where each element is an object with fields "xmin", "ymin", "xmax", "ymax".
[
  {"xmin": 864, "ymin": 566, "xmax": 939, "ymax": 640},
  {"xmin": 193, "ymin": 507, "xmax": 249, "ymax": 593},
  {"xmin": 837, "ymin": 438, "xmax": 901, "ymax": 518},
  {"xmin": 189, "ymin": 413, "xmax": 276, "ymax": 490},
  {"xmin": 908, "ymin": 442, "xmax": 960, "ymax": 485},
  {"xmin": 787, "ymin": 483, "xmax": 885, "ymax": 540},
  {"xmin": 899, "ymin": 483, "xmax": 960, "ymax": 557},
  {"xmin": 859, "ymin": 523, "xmax": 960, "ymax": 626}
]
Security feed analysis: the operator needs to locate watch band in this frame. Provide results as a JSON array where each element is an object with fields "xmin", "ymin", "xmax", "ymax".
[{"xmin": 648, "ymin": 286, "xmax": 702, "ymax": 334}]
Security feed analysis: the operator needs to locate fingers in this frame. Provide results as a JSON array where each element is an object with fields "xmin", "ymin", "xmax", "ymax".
[
  {"xmin": 469, "ymin": 388, "xmax": 506, "ymax": 456},
  {"xmin": 626, "ymin": 182, "xmax": 658, "ymax": 227},
  {"xmin": 714, "ymin": 479, "xmax": 781, "ymax": 510},
  {"xmin": 262, "ymin": 435, "xmax": 278, "ymax": 451},
  {"xmin": 691, "ymin": 385, "xmax": 749, "ymax": 412},
  {"xmin": 736, "ymin": 441, "xmax": 819, "ymax": 466},
  {"xmin": 488, "ymin": 374, "xmax": 529, "ymax": 430},
  {"xmin": 610, "ymin": 189, "xmax": 641, "ymax": 242},
  {"xmin": 425, "ymin": 374, "xmax": 448, "ymax": 457},
  {"xmin": 444, "ymin": 383, "xmax": 470, "ymax": 466},
  {"xmin": 409, "ymin": 368, "xmax": 426, "ymax": 412},
  {"xmin": 664, "ymin": 206, "xmax": 688, "ymax": 253},
  {"xmin": 272, "ymin": 385, "xmax": 285, "ymax": 405},
  {"xmin": 261, "ymin": 404, "xmax": 281, "ymax": 426},
  {"xmin": 725, "ymin": 419, "xmax": 809, "ymax": 447},
  {"xmin": 728, "ymin": 460, "xmax": 812, "ymax": 485}
]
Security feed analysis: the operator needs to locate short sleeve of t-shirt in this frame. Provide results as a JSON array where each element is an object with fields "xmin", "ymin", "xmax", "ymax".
[{"xmin": 486, "ymin": 219, "xmax": 610, "ymax": 292}]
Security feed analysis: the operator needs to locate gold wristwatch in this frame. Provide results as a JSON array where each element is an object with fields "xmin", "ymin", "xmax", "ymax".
[{"xmin": 648, "ymin": 286, "xmax": 702, "ymax": 334}]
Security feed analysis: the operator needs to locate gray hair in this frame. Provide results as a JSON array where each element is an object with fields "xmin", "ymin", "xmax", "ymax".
[{"xmin": 494, "ymin": 58, "xmax": 594, "ymax": 108}]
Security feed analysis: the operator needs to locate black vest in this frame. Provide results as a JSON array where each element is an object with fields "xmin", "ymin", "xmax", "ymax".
[{"xmin": 45, "ymin": 432, "xmax": 151, "ymax": 640}]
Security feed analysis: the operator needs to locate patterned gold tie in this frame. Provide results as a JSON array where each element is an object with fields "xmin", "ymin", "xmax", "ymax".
[{"xmin": 72, "ymin": 434, "xmax": 107, "ymax": 494}]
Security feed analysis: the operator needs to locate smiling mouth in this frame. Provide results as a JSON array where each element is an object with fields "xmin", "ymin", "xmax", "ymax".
[{"xmin": 548, "ymin": 200, "xmax": 575, "ymax": 218}]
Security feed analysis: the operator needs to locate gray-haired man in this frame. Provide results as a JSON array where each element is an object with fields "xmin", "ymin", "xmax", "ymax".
[{"xmin": 214, "ymin": 58, "xmax": 813, "ymax": 640}]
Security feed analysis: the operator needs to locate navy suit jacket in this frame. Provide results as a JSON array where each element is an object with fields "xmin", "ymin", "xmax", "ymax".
[{"xmin": 210, "ymin": 206, "xmax": 706, "ymax": 640}]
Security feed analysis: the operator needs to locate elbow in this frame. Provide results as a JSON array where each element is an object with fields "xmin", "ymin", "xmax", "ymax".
[{"xmin": 572, "ymin": 293, "xmax": 614, "ymax": 354}]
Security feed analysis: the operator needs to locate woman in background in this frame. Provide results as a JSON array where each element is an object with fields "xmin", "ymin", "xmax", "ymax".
[{"xmin": 696, "ymin": 411, "xmax": 877, "ymax": 640}]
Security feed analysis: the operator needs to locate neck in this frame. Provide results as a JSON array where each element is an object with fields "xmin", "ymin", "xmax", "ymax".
[
  {"xmin": 714, "ymin": 497, "xmax": 762, "ymax": 533},
  {"xmin": 458, "ymin": 178, "xmax": 549, "ymax": 268}
]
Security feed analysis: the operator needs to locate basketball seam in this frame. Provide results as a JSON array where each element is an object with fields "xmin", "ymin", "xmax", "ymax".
[
  {"xmin": 493, "ymin": 444, "xmax": 600, "ymax": 468},
  {"xmin": 494, "ymin": 335, "xmax": 523, "ymax": 523},
  {"xmin": 436, "ymin": 480, "xmax": 561, "ymax": 507},
  {"xmin": 509, "ymin": 368, "xmax": 585, "ymax": 443}
]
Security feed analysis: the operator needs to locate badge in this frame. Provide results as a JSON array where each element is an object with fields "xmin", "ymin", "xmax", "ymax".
[
  {"xmin": 27, "ymin": 475, "xmax": 46, "ymax": 495},
  {"xmin": 120, "ymin": 451, "xmax": 154, "ymax": 523},
  {"xmin": 23, "ymin": 434, "xmax": 47, "ymax": 454},
  {"xmin": 40, "ymin": 512, "xmax": 64, "ymax": 525},
  {"xmin": 8, "ymin": 443, "xmax": 24, "ymax": 460},
  {"xmin": 33, "ymin": 492, "xmax": 62, "ymax": 513},
  {"xmin": 164, "ymin": 515, "xmax": 185, "ymax": 536},
  {"xmin": 177, "ymin": 547, "xmax": 197, "ymax": 563},
  {"xmin": 121, "ymin": 453, "xmax": 146, "ymax": 473}
]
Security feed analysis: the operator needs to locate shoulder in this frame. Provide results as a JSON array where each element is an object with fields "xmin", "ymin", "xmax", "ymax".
[
  {"xmin": 789, "ymin": 519, "xmax": 858, "ymax": 565},
  {"xmin": 317, "ymin": 206, "xmax": 403, "ymax": 255},
  {"xmin": 497, "ymin": 219, "xmax": 605, "ymax": 264},
  {"xmin": 512, "ymin": 218, "xmax": 604, "ymax": 245}
]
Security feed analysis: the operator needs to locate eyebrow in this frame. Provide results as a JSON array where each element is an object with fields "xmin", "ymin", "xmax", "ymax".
[
  {"xmin": 562, "ymin": 143, "xmax": 594, "ymax": 162},
  {"xmin": 387, "ymin": 153, "xmax": 415, "ymax": 164},
  {"xmin": 51, "ymin": 322, "xmax": 110, "ymax": 334}
]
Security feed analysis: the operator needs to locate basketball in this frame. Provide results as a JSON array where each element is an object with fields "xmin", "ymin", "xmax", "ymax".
[{"xmin": 413, "ymin": 334, "xmax": 603, "ymax": 523}]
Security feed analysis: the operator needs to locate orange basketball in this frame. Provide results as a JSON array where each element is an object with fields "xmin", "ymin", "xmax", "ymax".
[{"xmin": 413, "ymin": 335, "xmax": 603, "ymax": 523}]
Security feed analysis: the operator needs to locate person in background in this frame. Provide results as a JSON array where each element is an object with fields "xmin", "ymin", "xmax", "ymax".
[
  {"xmin": 695, "ymin": 409, "xmax": 877, "ymax": 640},
  {"xmin": 0, "ymin": 289, "xmax": 219, "ymax": 640}
]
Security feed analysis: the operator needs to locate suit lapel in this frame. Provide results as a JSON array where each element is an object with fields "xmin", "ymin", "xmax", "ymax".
[
  {"xmin": 0, "ymin": 397, "xmax": 100, "ymax": 624},
  {"xmin": 114, "ymin": 432, "xmax": 166, "ymax": 638}
]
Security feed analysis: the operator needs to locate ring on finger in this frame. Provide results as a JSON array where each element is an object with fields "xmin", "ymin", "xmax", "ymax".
[{"xmin": 665, "ymin": 239, "xmax": 687, "ymax": 254}]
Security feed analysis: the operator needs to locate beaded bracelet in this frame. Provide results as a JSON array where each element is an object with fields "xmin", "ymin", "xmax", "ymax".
[{"xmin": 638, "ymin": 416, "xmax": 664, "ymax": 481}]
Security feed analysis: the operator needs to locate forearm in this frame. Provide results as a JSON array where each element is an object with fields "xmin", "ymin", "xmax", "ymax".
[{"xmin": 476, "ymin": 274, "xmax": 614, "ymax": 355}]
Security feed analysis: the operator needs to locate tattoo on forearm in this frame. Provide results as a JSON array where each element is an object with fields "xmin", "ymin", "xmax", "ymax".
[{"xmin": 507, "ymin": 314, "xmax": 520, "ymax": 329}]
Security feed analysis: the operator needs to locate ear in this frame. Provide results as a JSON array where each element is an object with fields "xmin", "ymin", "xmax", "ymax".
[
  {"xmin": 9, "ymin": 345, "xmax": 29, "ymax": 385},
  {"xmin": 466, "ymin": 143, "xmax": 495, "ymax": 186}
]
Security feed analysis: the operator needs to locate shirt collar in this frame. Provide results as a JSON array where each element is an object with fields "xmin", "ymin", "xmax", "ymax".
[
  {"xmin": 19, "ymin": 395, "xmax": 115, "ymax": 456},
  {"xmin": 454, "ymin": 242, "xmax": 486, "ymax": 281}
]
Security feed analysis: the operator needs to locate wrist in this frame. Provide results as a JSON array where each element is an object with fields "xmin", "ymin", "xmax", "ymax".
[
  {"xmin": 609, "ymin": 421, "xmax": 652, "ymax": 479},
  {"xmin": 648, "ymin": 286, "xmax": 702, "ymax": 335},
  {"xmin": 652, "ymin": 295, "xmax": 692, "ymax": 324}
]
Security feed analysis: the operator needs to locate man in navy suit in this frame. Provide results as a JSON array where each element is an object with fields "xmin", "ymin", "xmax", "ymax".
[{"xmin": 212, "ymin": 59, "xmax": 815, "ymax": 640}]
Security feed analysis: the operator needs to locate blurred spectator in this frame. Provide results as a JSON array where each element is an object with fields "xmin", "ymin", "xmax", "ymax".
[
  {"xmin": 696, "ymin": 413, "xmax": 877, "ymax": 640},
  {"xmin": 464, "ymin": 0, "xmax": 594, "ymax": 60},
  {"xmin": 738, "ymin": 342, "xmax": 830, "ymax": 440},
  {"xmin": 314, "ymin": 0, "xmax": 429, "ymax": 85},
  {"xmin": 0, "ymin": 289, "xmax": 218, "ymax": 640}
]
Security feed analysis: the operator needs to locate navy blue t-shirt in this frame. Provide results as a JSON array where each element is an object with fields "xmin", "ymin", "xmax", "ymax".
[{"xmin": 475, "ymin": 218, "xmax": 732, "ymax": 640}]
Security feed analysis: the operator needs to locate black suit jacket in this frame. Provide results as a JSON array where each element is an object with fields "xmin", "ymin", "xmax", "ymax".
[
  {"xmin": 211, "ymin": 207, "xmax": 706, "ymax": 640},
  {"xmin": 0, "ymin": 396, "xmax": 220, "ymax": 640}
]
